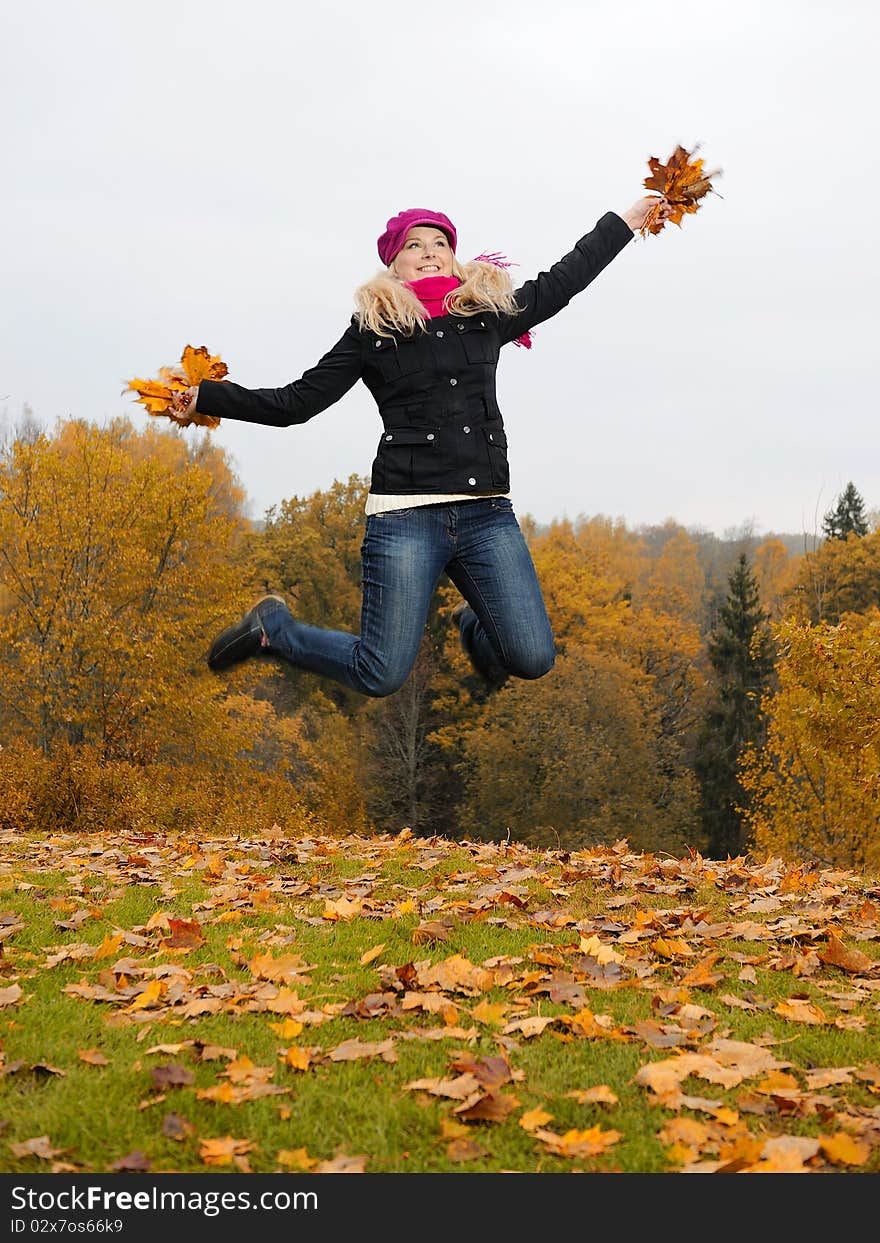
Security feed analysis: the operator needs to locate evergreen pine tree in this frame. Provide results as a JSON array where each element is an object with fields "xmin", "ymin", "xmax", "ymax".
[
  {"xmin": 694, "ymin": 553, "xmax": 776, "ymax": 858},
  {"xmin": 822, "ymin": 481, "xmax": 869, "ymax": 540}
]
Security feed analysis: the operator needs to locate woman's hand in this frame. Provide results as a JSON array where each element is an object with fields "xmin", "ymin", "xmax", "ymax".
[
  {"xmin": 619, "ymin": 196, "xmax": 673, "ymax": 233},
  {"xmin": 168, "ymin": 385, "xmax": 199, "ymax": 420}
]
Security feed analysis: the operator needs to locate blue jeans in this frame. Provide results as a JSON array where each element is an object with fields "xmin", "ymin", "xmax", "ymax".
[{"xmin": 258, "ymin": 497, "xmax": 556, "ymax": 697}]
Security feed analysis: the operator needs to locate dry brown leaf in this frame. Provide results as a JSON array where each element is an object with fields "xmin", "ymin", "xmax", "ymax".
[
  {"xmin": 405, "ymin": 1073, "xmax": 482, "ymax": 1100},
  {"xmin": 679, "ymin": 954, "xmax": 724, "ymax": 989},
  {"xmin": 268, "ymin": 1019, "xmax": 304, "ymax": 1041},
  {"xmin": 0, "ymin": 983, "xmax": 24, "ymax": 1008},
  {"xmin": 198, "ymin": 1136, "xmax": 255, "ymax": 1166},
  {"xmin": 533, "ymin": 1125, "xmax": 622, "ymax": 1158},
  {"xmin": 502, "ymin": 1014, "xmax": 557, "ymax": 1038},
  {"xmin": 750, "ymin": 1134, "xmax": 820, "ymax": 1172},
  {"xmin": 314, "ymin": 1153, "xmax": 367, "ymax": 1173},
  {"xmin": 161, "ymin": 919, "xmax": 205, "ymax": 950},
  {"xmin": 161, "ymin": 1113, "xmax": 195, "ymax": 1142},
  {"xmin": 774, "ymin": 998, "xmax": 828, "ymax": 1025},
  {"xmin": 125, "ymin": 980, "xmax": 165, "ymax": 1012},
  {"xmin": 248, "ymin": 953, "xmax": 310, "ymax": 983},
  {"xmin": 819, "ymin": 1131, "xmax": 870, "ymax": 1166},
  {"xmin": 446, "ymin": 1137, "xmax": 488, "ymax": 1162},
  {"xmin": 565, "ymin": 1085, "xmax": 619, "ymax": 1107},
  {"xmin": 9, "ymin": 1135, "xmax": 67, "ymax": 1161},
  {"xmin": 277, "ymin": 1147, "xmax": 319, "ymax": 1171},
  {"xmin": 110, "ymin": 1151, "xmax": 151, "ymax": 1172},
  {"xmin": 416, "ymin": 954, "xmax": 495, "ymax": 995},
  {"xmin": 93, "ymin": 933, "xmax": 125, "ymax": 961},
  {"xmin": 820, "ymin": 933, "xmax": 874, "ymax": 975},
  {"xmin": 150, "ymin": 1063, "xmax": 195, "ymax": 1090},
  {"xmin": 327, "ymin": 1038, "xmax": 397, "ymax": 1064},
  {"xmin": 651, "ymin": 936, "xmax": 696, "ymax": 959},
  {"xmin": 471, "ymin": 1000, "xmax": 508, "ymax": 1027},
  {"xmin": 453, "ymin": 1090, "xmax": 520, "ymax": 1122},
  {"xmin": 199, "ymin": 1044, "xmax": 238, "ymax": 1062},
  {"xmin": 578, "ymin": 934, "xmax": 624, "ymax": 965},
  {"xmin": 322, "ymin": 896, "xmax": 363, "ymax": 921},
  {"xmin": 222, "ymin": 1055, "xmax": 274, "ymax": 1084},
  {"xmin": 640, "ymin": 143, "xmax": 722, "ymax": 236},
  {"xmin": 359, "ymin": 944, "xmax": 386, "ymax": 966},
  {"xmin": 280, "ymin": 1046, "xmax": 316, "ymax": 1072},
  {"xmin": 519, "ymin": 1107, "xmax": 554, "ymax": 1131},
  {"xmin": 803, "ymin": 1066, "xmax": 855, "ymax": 1089},
  {"xmin": 77, "ymin": 1049, "xmax": 109, "ymax": 1067},
  {"xmin": 196, "ymin": 1083, "xmax": 237, "ymax": 1105},
  {"xmin": 412, "ymin": 919, "xmax": 453, "ymax": 945}
]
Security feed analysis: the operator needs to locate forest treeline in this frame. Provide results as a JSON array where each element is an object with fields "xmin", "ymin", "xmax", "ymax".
[{"xmin": 1, "ymin": 415, "xmax": 878, "ymax": 867}]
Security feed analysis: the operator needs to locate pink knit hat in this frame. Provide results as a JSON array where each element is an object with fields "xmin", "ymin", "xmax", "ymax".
[{"xmin": 377, "ymin": 208, "xmax": 457, "ymax": 267}]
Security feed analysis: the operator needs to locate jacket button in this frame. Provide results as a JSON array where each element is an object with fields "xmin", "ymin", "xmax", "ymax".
[
  {"xmin": 463, "ymin": 426, "xmax": 470, "ymax": 433},
  {"xmin": 458, "ymin": 324, "xmax": 465, "ymax": 331},
  {"xmin": 385, "ymin": 434, "xmax": 393, "ymax": 441},
  {"xmin": 488, "ymin": 433, "xmax": 494, "ymax": 441},
  {"xmin": 375, "ymin": 341, "xmax": 382, "ymax": 348},
  {"xmin": 436, "ymin": 330, "xmax": 444, "ymax": 338},
  {"xmin": 468, "ymin": 478, "xmax": 477, "ymax": 486},
  {"xmin": 449, "ymin": 378, "xmax": 457, "ymax": 386},
  {"xmin": 426, "ymin": 433, "xmax": 435, "ymax": 441}
]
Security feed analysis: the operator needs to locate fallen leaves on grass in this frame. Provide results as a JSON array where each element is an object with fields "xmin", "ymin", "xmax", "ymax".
[{"xmin": 2, "ymin": 828, "xmax": 878, "ymax": 1176}]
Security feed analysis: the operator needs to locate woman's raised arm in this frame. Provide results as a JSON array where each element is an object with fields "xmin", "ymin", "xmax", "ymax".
[{"xmin": 497, "ymin": 197, "xmax": 672, "ymax": 345}]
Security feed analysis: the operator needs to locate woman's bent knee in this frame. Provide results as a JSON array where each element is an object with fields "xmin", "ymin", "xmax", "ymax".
[
  {"xmin": 357, "ymin": 670, "xmax": 410, "ymax": 698},
  {"xmin": 507, "ymin": 647, "xmax": 556, "ymax": 681}
]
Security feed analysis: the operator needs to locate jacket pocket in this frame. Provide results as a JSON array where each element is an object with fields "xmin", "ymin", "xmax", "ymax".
[
  {"xmin": 370, "ymin": 336, "xmax": 421, "ymax": 382},
  {"xmin": 379, "ymin": 427, "xmax": 438, "ymax": 490},
  {"xmin": 454, "ymin": 318, "xmax": 494, "ymax": 364},
  {"xmin": 482, "ymin": 425, "xmax": 509, "ymax": 487}
]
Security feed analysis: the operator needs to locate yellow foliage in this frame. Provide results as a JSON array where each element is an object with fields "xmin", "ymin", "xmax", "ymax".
[
  {"xmin": 790, "ymin": 528, "xmax": 880, "ymax": 624},
  {"xmin": 739, "ymin": 614, "xmax": 880, "ymax": 868},
  {"xmin": 0, "ymin": 417, "xmax": 328, "ymax": 838}
]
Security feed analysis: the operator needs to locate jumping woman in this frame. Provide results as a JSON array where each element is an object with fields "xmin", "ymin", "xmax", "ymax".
[{"xmin": 173, "ymin": 192, "xmax": 672, "ymax": 695}]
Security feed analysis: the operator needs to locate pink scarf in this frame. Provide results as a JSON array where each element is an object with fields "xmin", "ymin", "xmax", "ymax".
[
  {"xmin": 405, "ymin": 269, "xmax": 533, "ymax": 349},
  {"xmin": 404, "ymin": 274, "xmax": 460, "ymax": 318}
]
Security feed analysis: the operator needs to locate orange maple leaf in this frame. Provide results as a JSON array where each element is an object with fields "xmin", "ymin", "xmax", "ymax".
[
  {"xmin": 125, "ymin": 344, "xmax": 226, "ymax": 428},
  {"xmin": 640, "ymin": 142, "xmax": 722, "ymax": 236}
]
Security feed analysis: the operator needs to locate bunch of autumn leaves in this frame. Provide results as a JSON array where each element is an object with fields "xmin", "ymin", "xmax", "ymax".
[
  {"xmin": 126, "ymin": 344, "xmax": 224, "ymax": 430},
  {"xmin": 127, "ymin": 144, "xmax": 721, "ymax": 428}
]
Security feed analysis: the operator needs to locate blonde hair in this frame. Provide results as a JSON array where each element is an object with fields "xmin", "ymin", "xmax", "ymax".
[{"xmin": 354, "ymin": 256, "xmax": 522, "ymax": 338}]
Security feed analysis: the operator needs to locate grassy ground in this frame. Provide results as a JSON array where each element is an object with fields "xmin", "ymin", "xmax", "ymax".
[{"xmin": 1, "ymin": 827, "xmax": 878, "ymax": 1174}]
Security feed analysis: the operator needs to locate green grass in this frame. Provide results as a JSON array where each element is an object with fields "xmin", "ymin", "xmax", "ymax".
[{"xmin": 0, "ymin": 829, "xmax": 878, "ymax": 1174}]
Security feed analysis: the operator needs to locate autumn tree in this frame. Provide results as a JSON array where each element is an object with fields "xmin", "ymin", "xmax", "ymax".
[
  {"xmin": 636, "ymin": 524, "xmax": 705, "ymax": 624},
  {"xmin": 456, "ymin": 648, "xmax": 698, "ymax": 853},
  {"xmin": 789, "ymin": 525, "xmax": 880, "ymax": 625},
  {"xmin": 0, "ymin": 417, "xmax": 318, "ymax": 835},
  {"xmin": 739, "ymin": 613, "xmax": 880, "ymax": 869},
  {"xmin": 0, "ymin": 418, "xmax": 245, "ymax": 757},
  {"xmin": 753, "ymin": 537, "xmax": 800, "ymax": 621},
  {"xmin": 694, "ymin": 554, "xmax": 776, "ymax": 858},
  {"xmin": 251, "ymin": 475, "xmax": 369, "ymax": 647},
  {"xmin": 822, "ymin": 481, "xmax": 869, "ymax": 541}
]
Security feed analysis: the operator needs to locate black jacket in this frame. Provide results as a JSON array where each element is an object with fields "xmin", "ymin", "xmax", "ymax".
[{"xmin": 195, "ymin": 211, "xmax": 634, "ymax": 495}]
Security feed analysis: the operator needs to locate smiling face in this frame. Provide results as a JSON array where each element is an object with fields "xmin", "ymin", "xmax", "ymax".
[{"xmin": 391, "ymin": 226, "xmax": 454, "ymax": 282}]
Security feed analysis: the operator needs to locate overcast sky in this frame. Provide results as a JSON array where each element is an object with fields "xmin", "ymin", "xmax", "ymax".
[{"xmin": 2, "ymin": 1, "xmax": 877, "ymax": 538}]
